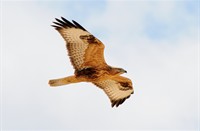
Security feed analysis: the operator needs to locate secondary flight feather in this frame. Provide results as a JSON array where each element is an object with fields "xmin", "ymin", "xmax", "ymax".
[{"xmin": 49, "ymin": 17, "xmax": 134, "ymax": 107}]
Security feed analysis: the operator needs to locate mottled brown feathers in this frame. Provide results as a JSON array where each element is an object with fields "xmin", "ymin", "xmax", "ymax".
[
  {"xmin": 80, "ymin": 35, "xmax": 99, "ymax": 44},
  {"xmin": 75, "ymin": 67, "xmax": 98, "ymax": 79},
  {"xmin": 50, "ymin": 17, "xmax": 134, "ymax": 108},
  {"xmin": 94, "ymin": 76, "xmax": 133, "ymax": 107}
]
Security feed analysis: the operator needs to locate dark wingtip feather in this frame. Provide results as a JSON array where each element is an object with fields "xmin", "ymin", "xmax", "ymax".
[
  {"xmin": 111, "ymin": 101, "xmax": 117, "ymax": 108},
  {"xmin": 72, "ymin": 20, "xmax": 87, "ymax": 31},
  {"xmin": 111, "ymin": 94, "xmax": 132, "ymax": 108},
  {"xmin": 116, "ymin": 98, "xmax": 126, "ymax": 107},
  {"xmin": 113, "ymin": 98, "xmax": 126, "ymax": 108},
  {"xmin": 53, "ymin": 22, "xmax": 64, "ymax": 27},
  {"xmin": 61, "ymin": 17, "xmax": 75, "ymax": 28},
  {"xmin": 51, "ymin": 25, "xmax": 57, "ymax": 27},
  {"xmin": 51, "ymin": 17, "xmax": 87, "ymax": 31},
  {"xmin": 51, "ymin": 25, "xmax": 61, "ymax": 30},
  {"xmin": 55, "ymin": 18, "xmax": 66, "ymax": 26}
]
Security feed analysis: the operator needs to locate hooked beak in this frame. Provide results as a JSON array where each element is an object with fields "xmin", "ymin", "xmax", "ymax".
[{"xmin": 121, "ymin": 69, "xmax": 127, "ymax": 73}]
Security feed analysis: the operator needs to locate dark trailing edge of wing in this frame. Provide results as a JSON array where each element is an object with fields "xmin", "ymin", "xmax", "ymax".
[{"xmin": 51, "ymin": 17, "xmax": 87, "ymax": 31}]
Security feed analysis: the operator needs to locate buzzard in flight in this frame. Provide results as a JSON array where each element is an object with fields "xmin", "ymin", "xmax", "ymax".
[{"xmin": 49, "ymin": 17, "xmax": 134, "ymax": 107}]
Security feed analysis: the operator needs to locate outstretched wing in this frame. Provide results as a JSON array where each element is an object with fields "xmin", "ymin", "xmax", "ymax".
[
  {"xmin": 52, "ymin": 17, "xmax": 107, "ymax": 70},
  {"xmin": 94, "ymin": 76, "xmax": 134, "ymax": 107}
]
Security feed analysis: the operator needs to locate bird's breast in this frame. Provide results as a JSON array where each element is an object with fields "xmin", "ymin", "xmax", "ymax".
[{"xmin": 75, "ymin": 67, "xmax": 111, "ymax": 82}]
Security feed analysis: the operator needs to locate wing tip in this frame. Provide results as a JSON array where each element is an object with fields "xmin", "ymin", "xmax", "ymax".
[
  {"xmin": 72, "ymin": 20, "xmax": 87, "ymax": 31},
  {"xmin": 111, "ymin": 93, "xmax": 133, "ymax": 108},
  {"xmin": 51, "ymin": 25, "xmax": 61, "ymax": 30},
  {"xmin": 51, "ymin": 17, "xmax": 87, "ymax": 31}
]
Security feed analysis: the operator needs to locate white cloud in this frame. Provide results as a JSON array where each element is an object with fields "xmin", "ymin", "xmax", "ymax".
[{"xmin": 2, "ymin": 0, "xmax": 198, "ymax": 130}]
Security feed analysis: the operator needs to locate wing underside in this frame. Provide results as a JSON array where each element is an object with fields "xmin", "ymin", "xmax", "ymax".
[
  {"xmin": 52, "ymin": 17, "xmax": 107, "ymax": 70},
  {"xmin": 94, "ymin": 76, "xmax": 134, "ymax": 107}
]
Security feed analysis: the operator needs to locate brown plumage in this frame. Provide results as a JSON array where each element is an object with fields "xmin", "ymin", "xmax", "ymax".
[{"xmin": 49, "ymin": 17, "xmax": 134, "ymax": 107}]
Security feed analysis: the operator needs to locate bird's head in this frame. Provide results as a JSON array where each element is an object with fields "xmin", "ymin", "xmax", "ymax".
[
  {"xmin": 117, "ymin": 68, "xmax": 127, "ymax": 74},
  {"xmin": 109, "ymin": 67, "xmax": 127, "ymax": 75}
]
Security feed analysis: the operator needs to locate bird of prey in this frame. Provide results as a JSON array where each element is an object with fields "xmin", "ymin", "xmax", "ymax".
[{"xmin": 49, "ymin": 17, "xmax": 134, "ymax": 107}]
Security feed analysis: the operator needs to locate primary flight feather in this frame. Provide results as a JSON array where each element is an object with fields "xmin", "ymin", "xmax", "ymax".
[{"xmin": 49, "ymin": 17, "xmax": 134, "ymax": 107}]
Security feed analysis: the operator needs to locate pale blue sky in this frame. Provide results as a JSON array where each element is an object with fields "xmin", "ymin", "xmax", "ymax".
[
  {"xmin": 1, "ymin": 0, "xmax": 199, "ymax": 131},
  {"xmin": 36, "ymin": 0, "xmax": 198, "ymax": 41}
]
